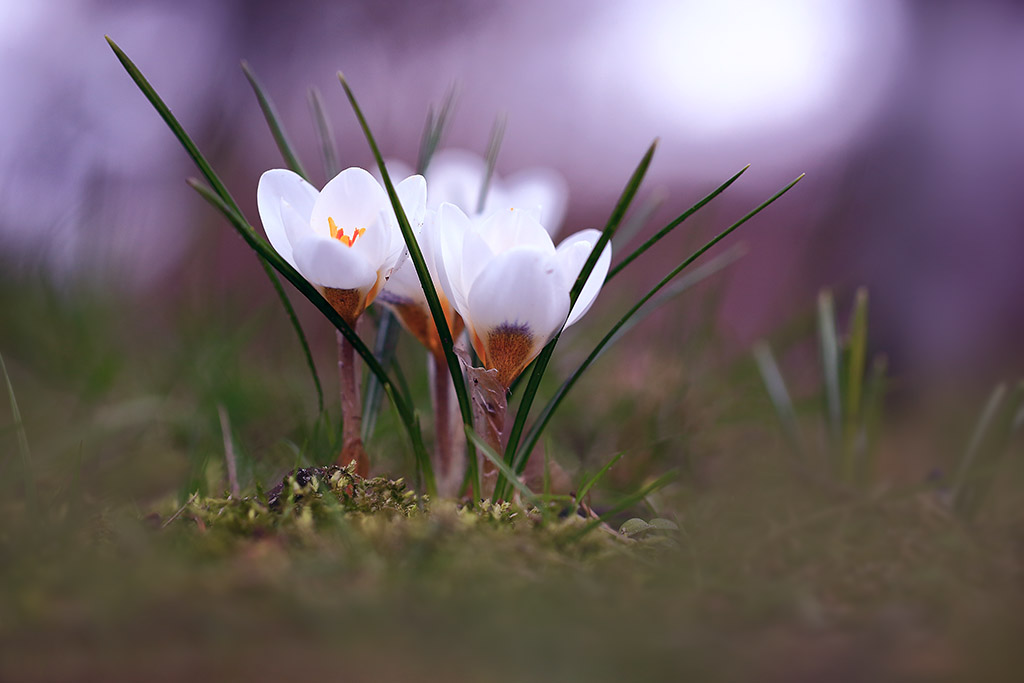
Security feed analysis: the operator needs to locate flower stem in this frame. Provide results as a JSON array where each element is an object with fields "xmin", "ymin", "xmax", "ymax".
[
  {"xmin": 337, "ymin": 329, "xmax": 369, "ymax": 475},
  {"xmin": 431, "ymin": 351, "xmax": 465, "ymax": 497}
]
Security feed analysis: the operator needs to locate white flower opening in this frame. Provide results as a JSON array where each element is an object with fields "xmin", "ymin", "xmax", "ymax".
[
  {"xmin": 257, "ymin": 167, "xmax": 426, "ymax": 323},
  {"xmin": 435, "ymin": 203, "xmax": 611, "ymax": 387}
]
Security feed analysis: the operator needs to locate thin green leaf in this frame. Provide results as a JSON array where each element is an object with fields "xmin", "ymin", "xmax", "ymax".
[
  {"xmin": 416, "ymin": 84, "xmax": 458, "ymax": 174},
  {"xmin": 576, "ymin": 450, "xmax": 626, "ymax": 502},
  {"xmin": 338, "ymin": 72, "xmax": 474, "ymax": 499},
  {"xmin": 951, "ymin": 382, "xmax": 1007, "ymax": 505},
  {"xmin": 465, "ymin": 428, "xmax": 541, "ymax": 509},
  {"xmin": 608, "ymin": 164, "xmax": 748, "ymax": 281},
  {"xmin": 108, "ymin": 37, "xmax": 324, "ymax": 413},
  {"xmin": 308, "ymin": 87, "xmax": 340, "ymax": 179},
  {"xmin": 753, "ymin": 341, "xmax": 804, "ymax": 460},
  {"xmin": 568, "ymin": 471, "xmax": 677, "ymax": 541},
  {"xmin": 496, "ymin": 141, "xmax": 658, "ymax": 500},
  {"xmin": 612, "ymin": 187, "xmax": 668, "ymax": 252},
  {"xmin": 817, "ymin": 289, "xmax": 841, "ymax": 456},
  {"xmin": 842, "ymin": 287, "xmax": 869, "ymax": 480},
  {"xmin": 361, "ymin": 312, "xmax": 402, "ymax": 441},
  {"xmin": 512, "ymin": 175, "xmax": 804, "ymax": 476},
  {"xmin": 188, "ymin": 178, "xmax": 436, "ymax": 496},
  {"xmin": 1, "ymin": 352, "xmax": 35, "ymax": 508},
  {"xmin": 595, "ymin": 244, "xmax": 746, "ymax": 362},
  {"xmin": 476, "ymin": 113, "xmax": 506, "ymax": 214},
  {"xmin": 242, "ymin": 60, "xmax": 310, "ymax": 180},
  {"xmin": 363, "ymin": 89, "xmax": 459, "ymax": 439}
]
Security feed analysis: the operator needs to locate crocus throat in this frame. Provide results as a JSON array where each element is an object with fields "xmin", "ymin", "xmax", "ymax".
[{"xmin": 328, "ymin": 217, "xmax": 365, "ymax": 247}]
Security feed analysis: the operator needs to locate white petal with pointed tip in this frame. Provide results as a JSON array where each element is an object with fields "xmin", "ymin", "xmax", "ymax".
[
  {"xmin": 257, "ymin": 169, "xmax": 319, "ymax": 268},
  {"xmin": 556, "ymin": 229, "xmax": 612, "ymax": 328},
  {"xmin": 502, "ymin": 167, "xmax": 569, "ymax": 236}
]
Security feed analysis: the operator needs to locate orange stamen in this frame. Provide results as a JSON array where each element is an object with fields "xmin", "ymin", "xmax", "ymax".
[{"xmin": 328, "ymin": 217, "xmax": 365, "ymax": 247}]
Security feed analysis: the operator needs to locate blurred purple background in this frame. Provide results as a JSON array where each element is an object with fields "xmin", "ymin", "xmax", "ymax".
[{"xmin": 2, "ymin": 0, "xmax": 1022, "ymax": 386}]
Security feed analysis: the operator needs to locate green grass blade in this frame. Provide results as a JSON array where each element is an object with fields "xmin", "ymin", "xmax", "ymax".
[
  {"xmin": 594, "ymin": 244, "xmax": 746, "ymax": 361},
  {"xmin": 308, "ymin": 87, "xmax": 340, "ymax": 179},
  {"xmin": 817, "ymin": 289, "xmax": 842, "ymax": 459},
  {"xmin": 465, "ymin": 427, "xmax": 542, "ymax": 511},
  {"xmin": 361, "ymin": 311, "xmax": 402, "ymax": 441},
  {"xmin": 338, "ymin": 73, "xmax": 471, "ymax": 498},
  {"xmin": 108, "ymin": 37, "xmax": 324, "ymax": 414},
  {"xmin": 753, "ymin": 341, "xmax": 804, "ymax": 460},
  {"xmin": 512, "ymin": 175, "xmax": 804, "ymax": 477},
  {"xmin": 495, "ymin": 141, "xmax": 658, "ymax": 500},
  {"xmin": 188, "ymin": 178, "xmax": 436, "ymax": 496},
  {"xmin": 568, "ymin": 471, "xmax": 677, "ymax": 541},
  {"xmin": 576, "ymin": 450, "xmax": 626, "ymax": 502},
  {"xmin": 951, "ymin": 382, "xmax": 1007, "ymax": 506},
  {"xmin": 416, "ymin": 84, "xmax": 458, "ymax": 174},
  {"xmin": 363, "ymin": 89, "xmax": 460, "ymax": 440},
  {"xmin": 1, "ymin": 352, "xmax": 35, "ymax": 508},
  {"xmin": 612, "ymin": 188, "xmax": 667, "ymax": 252},
  {"xmin": 607, "ymin": 164, "xmax": 748, "ymax": 281},
  {"xmin": 476, "ymin": 113, "xmax": 506, "ymax": 214},
  {"xmin": 242, "ymin": 61, "xmax": 310, "ymax": 180},
  {"xmin": 842, "ymin": 287, "xmax": 869, "ymax": 480}
]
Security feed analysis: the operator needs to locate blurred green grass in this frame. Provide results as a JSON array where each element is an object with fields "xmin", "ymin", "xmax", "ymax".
[{"xmin": 1, "ymin": 271, "xmax": 1023, "ymax": 682}]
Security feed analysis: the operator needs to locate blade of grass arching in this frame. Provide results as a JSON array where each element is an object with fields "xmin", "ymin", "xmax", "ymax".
[
  {"xmin": 361, "ymin": 312, "xmax": 402, "ymax": 441},
  {"xmin": 958, "ymin": 381, "xmax": 1024, "ymax": 518},
  {"xmin": 841, "ymin": 287, "xmax": 869, "ymax": 480},
  {"xmin": 859, "ymin": 354, "xmax": 888, "ymax": 486},
  {"xmin": 108, "ymin": 38, "xmax": 324, "ymax": 414},
  {"xmin": 607, "ymin": 164, "xmax": 748, "ymax": 281},
  {"xmin": 495, "ymin": 141, "xmax": 658, "ymax": 500},
  {"xmin": 817, "ymin": 289, "xmax": 842, "ymax": 463},
  {"xmin": 339, "ymin": 73, "xmax": 474, "ymax": 498},
  {"xmin": 465, "ymin": 427, "xmax": 543, "ymax": 512},
  {"xmin": 568, "ymin": 471, "xmax": 677, "ymax": 541},
  {"xmin": 576, "ymin": 450, "xmax": 626, "ymax": 502},
  {"xmin": 612, "ymin": 187, "xmax": 667, "ymax": 252},
  {"xmin": 308, "ymin": 87, "xmax": 341, "ymax": 179},
  {"xmin": 753, "ymin": 342, "xmax": 805, "ymax": 461},
  {"xmin": 242, "ymin": 61, "xmax": 310, "ymax": 180},
  {"xmin": 951, "ymin": 382, "xmax": 1007, "ymax": 510},
  {"xmin": 476, "ymin": 113, "xmax": 506, "ymax": 214},
  {"xmin": 363, "ymin": 89, "xmax": 458, "ymax": 441},
  {"xmin": 416, "ymin": 84, "xmax": 458, "ymax": 174},
  {"xmin": 188, "ymin": 179, "xmax": 436, "ymax": 496},
  {"xmin": 594, "ymin": 244, "xmax": 746, "ymax": 362},
  {"xmin": 962, "ymin": 378, "xmax": 1019, "ymax": 518},
  {"xmin": 1, "ymin": 352, "xmax": 35, "ymax": 508},
  {"xmin": 512, "ymin": 175, "xmax": 804, "ymax": 477}
]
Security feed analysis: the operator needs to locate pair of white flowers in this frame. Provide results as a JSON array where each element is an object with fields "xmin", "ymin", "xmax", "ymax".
[{"xmin": 257, "ymin": 150, "xmax": 610, "ymax": 387}]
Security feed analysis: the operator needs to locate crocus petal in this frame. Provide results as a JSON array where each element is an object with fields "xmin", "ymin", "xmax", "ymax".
[
  {"xmin": 555, "ymin": 229, "xmax": 612, "ymax": 328},
  {"xmin": 466, "ymin": 247, "xmax": 570, "ymax": 361},
  {"xmin": 311, "ymin": 167, "xmax": 389, "ymax": 241},
  {"xmin": 502, "ymin": 168, "xmax": 569, "ymax": 236},
  {"xmin": 435, "ymin": 202, "xmax": 474, "ymax": 318},
  {"xmin": 386, "ymin": 174, "xmax": 428, "ymax": 261},
  {"xmin": 291, "ymin": 233, "xmax": 378, "ymax": 292},
  {"xmin": 257, "ymin": 169, "xmax": 319, "ymax": 268},
  {"xmin": 477, "ymin": 207, "xmax": 555, "ymax": 256},
  {"xmin": 426, "ymin": 149, "xmax": 490, "ymax": 211}
]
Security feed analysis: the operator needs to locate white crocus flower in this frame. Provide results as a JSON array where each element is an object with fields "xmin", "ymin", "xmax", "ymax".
[
  {"xmin": 435, "ymin": 203, "xmax": 611, "ymax": 387},
  {"xmin": 257, "ymin": 167, "xmax": 426, "ymax": 325}
]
